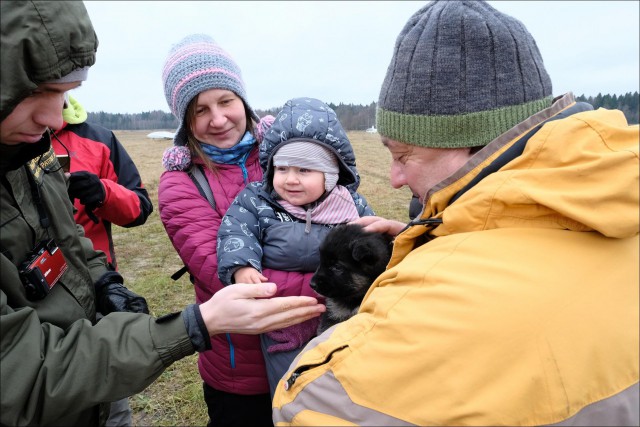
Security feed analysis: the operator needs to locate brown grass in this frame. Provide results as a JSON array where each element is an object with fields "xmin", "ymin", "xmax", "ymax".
[{"xmin": 112, "ymin": 130, "xmax": 412, "ymax": 426}]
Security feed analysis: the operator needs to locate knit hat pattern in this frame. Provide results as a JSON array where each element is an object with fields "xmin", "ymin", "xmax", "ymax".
[
  {"xmin": 273, "ymin": 141, "xmax": 340, "ymax": 191},
  {"xmin": 162, "ymin": 34, "xmax": 258, "ymax": 145},
  {"xmin": 377, "ymin": 0, "xmax": 553, "ymax": 149}
]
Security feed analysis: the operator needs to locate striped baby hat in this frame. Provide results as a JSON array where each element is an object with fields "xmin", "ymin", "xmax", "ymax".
[{"xmin": 273, "ymin": 141, "xmax": 340, "ymax": 192}]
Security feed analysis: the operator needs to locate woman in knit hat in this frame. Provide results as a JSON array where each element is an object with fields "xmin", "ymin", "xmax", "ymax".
[
  {"xmin": 217, "ymin": 97, "xmax": 375, "ymax": 397},
  {"xmin": 158, "ymin": 34, "xmax": 275, "ymax": 427}
]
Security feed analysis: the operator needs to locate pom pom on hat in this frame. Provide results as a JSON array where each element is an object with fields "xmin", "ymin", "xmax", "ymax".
[
  {"xmin": 256, "ymin": 115, "xmax": 275, "ymax": 143},
  {"xmin": 162, "ymin": 145, "xmax": 191, "ymax": 171},
  {"xmin": 377, "ymin": 0, "xmax": 553, "ymax": 149},
  {"xmin": 273, "ymin": 141, "xmax": 339, "ymax": 192},
  {"xmin": 162, "ymin": 33, "xmax": 258, "ymax": 145}
]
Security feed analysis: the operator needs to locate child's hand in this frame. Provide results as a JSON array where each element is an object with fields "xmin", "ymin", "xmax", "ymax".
[{"xmin": 233, "ymin": 267, "xmax": 268, "ymax": 284}]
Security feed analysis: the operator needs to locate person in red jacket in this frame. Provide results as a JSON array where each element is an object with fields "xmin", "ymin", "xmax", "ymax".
[
  {"xmin": 52, "ymin": 94, "xmax": 153, "ymax": 270},
  {"xmin": 52, "ymin": 94, "xmax": 153, "ymax": 426}
]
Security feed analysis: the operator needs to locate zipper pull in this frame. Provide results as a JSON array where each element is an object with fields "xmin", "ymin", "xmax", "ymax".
[
  {"xmin": 282, "ymin": 345, "xmax": 348, "ymax": 391},
  {"xmin": 284, "ymin": 372, "xmax": 301, "ymax": 390}
]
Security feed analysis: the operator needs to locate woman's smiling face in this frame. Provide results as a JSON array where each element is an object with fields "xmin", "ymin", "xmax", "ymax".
[{"xmin": 190, "ymin": 88, "xmax": 247, "ymax": 148}]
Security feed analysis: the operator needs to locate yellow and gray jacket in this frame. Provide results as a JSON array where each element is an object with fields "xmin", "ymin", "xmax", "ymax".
[{"xmin": 272, "ymin": 93, "xmax": 639, "ymax": 426}]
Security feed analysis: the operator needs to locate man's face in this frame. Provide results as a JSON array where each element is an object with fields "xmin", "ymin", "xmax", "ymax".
[
  {"xmin": 382, "ymin": 137, "xmax": 473, "ymax": 203},
  {"xmin": 0, "ymin": 82, "xmax": 80, "ymax": 145}
]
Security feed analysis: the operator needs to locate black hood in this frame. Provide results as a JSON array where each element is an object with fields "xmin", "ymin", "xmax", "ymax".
[{"xmin": 0, "ymin": 1, "xmax": 97, "ymax": 122}]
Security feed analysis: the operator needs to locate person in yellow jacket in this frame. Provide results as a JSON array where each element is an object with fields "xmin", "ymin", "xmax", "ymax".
[{"xmin": 272, "ymin": 1, "xmax": 639, "ymax": 425}]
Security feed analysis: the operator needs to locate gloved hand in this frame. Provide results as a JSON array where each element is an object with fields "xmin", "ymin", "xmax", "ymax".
[
  {"xmin": 266, "ymin": 316, "xmax": 320, "ymax": 353},
  {"xmin": 95, "ymin": 272, "xmax": 149, "ymax": 315},
  {"xmin": 68, "ymin": 171, "xmax": 105, "ymax": 223}
]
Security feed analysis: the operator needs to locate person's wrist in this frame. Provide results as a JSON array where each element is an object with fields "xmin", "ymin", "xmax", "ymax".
[
  {"xmin": 96, "ymin": 180, "xmax": 106, "ymax": 206},
  {"xmin": 183, "ymin": 304, "xmax": 211, "ymax": 351},
  {"xmin": 199, "ymin": 297, "xmax": 221, "ymax": 336}
]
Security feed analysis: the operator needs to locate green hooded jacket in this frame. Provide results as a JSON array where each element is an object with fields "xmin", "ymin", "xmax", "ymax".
[{"xmin": 0, "ymin": 2, "xmax": 195, "ymax": 426}]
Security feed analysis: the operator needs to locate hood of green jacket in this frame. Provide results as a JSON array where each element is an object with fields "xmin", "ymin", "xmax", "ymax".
[{"xmin": 0, "ymin": 1, "xmax": 98, "ymax": 122}]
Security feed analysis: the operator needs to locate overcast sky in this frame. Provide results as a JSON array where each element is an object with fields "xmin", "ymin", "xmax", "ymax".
[{"xmin": 77, "ymin": 1, "xmax": 639, "ymax": 114}]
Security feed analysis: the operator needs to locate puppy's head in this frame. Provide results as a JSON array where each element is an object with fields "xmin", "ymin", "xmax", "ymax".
[{"xmin": 311, "ymin": 224, "xmax": 392, "ymax": 307}]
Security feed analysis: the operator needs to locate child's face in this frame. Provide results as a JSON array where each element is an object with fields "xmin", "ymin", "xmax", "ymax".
[{"xmin": 273, "ymin": 166, "xmax": 326, "ymax": 206}]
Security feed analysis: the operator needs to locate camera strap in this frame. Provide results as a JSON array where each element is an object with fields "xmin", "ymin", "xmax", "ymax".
[
  {"xmin": 12, "ymin": 167, "xmax": 68, "ymax": 300},
  {"xmin": 25, "ymin": 165, "xmax": 50, "ymax": 230}
]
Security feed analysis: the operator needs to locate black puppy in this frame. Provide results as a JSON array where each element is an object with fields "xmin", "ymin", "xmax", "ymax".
[{"xmin": 311, "ymin": 223, "xmax": 393, "ymax": 334}]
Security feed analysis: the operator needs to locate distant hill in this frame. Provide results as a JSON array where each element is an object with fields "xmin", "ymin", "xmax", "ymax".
[{"xmin": 87, "ymin": 92, "xmax": 639, "ymax": 130}]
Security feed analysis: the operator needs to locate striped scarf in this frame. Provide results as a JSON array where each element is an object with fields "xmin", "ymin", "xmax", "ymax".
[{"xmin": 278, "ymin": 185, "xmax": 360, "ymax": 232}]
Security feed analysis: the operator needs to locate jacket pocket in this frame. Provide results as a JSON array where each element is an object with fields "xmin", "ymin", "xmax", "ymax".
[{"xmin": 283, "ymin": 344, "xmax": 348, "ymax": 390}]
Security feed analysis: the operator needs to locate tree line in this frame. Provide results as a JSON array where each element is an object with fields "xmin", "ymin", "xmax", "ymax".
[
  {"xmin": 86, "ymin": 92, "xmax": 639, "ymax": 131},
  {"xmin": 576, "ymin": 92, "xmax": 638, "ymax": 124}
]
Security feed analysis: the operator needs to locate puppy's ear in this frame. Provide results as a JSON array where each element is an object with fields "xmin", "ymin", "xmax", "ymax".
[{"xmin": 351, "ymin": 239, "xmax": 382, "ymax": 264}]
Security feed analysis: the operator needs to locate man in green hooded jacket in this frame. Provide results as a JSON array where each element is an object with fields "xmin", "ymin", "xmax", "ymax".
[{"xmin": 0, "ymin": 2, "xmax": 325, "ymax": 426}]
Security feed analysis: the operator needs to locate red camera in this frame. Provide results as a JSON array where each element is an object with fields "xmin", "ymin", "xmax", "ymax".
[{"xmin": 19, "ymin": 240, "xmax": 68, "ymax": 300}]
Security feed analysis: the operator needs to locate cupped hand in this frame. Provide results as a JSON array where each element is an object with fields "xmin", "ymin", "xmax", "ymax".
[
  {"xmin": 199, "ymin": 282, "xmax": 325, "ymax": 336},
  {"xmin": 351, "ymin": 216, "xmax": 406, "ymax": 236}
]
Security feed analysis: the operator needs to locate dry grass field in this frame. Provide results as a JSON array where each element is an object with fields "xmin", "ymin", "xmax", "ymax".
[{"xmin": 111, "ymin": 130, "xmax": 412, "ymax": 426}]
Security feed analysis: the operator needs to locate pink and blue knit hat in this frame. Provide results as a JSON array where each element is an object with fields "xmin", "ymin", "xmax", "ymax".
[{"xmin": 162, "ymin": 33, "xmax": 258, "ymax": 145}]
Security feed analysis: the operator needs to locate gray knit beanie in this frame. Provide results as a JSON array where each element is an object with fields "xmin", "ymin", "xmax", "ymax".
[
  {"xmin": 377, "ymin": 0, "xmax": 553, "ymax": 148},
  {"xmin": 162, "ymin": 34, "xmax": 258, "ymax": 145},
  {"xmin": 272, "ymin": 141, "xmax": 340, "ymax": 192}
]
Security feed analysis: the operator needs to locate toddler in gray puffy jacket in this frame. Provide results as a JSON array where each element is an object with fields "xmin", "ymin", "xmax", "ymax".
[{"xmin": 217, "ymin": 97, "xmax": 375, "ymax": 396}]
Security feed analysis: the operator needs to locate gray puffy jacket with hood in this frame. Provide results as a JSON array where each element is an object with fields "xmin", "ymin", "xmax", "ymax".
[{"xmin": 217, "ymin": 97, "xmax": 374, "ymax": 295}]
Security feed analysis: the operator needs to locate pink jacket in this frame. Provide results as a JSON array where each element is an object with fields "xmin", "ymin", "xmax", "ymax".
[{"xmin": 158, "ymin": 148, "xmax": 267, "ymax": 394}]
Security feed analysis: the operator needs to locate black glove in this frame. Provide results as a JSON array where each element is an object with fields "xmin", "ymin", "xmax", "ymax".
[
  {"xmin": 95, "ymin": 272, "xmax": 149, "ymax": 315},
  {"xmin": 68, "ymin": 171, "xmax": 105, "ymax": 223}
]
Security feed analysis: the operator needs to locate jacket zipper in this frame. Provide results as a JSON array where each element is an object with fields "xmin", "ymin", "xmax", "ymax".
[
  {"xmin": 225, "ymin": 333, "xmax": 236, "ymax": 368},
  {"xmin": 284, "ymin": 345, "xmax": 347, "ymax": 390}
]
